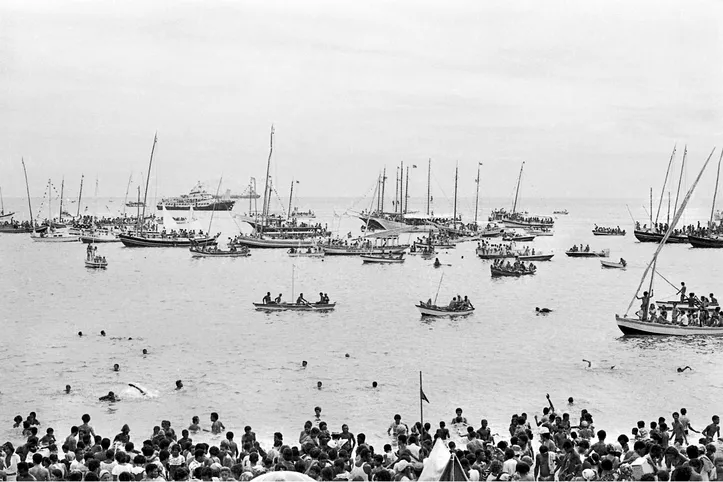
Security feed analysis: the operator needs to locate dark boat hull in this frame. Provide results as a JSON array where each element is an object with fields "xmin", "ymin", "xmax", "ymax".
[
  {"xmin": 633, "ymin": 230, "xmax": 688, "ymax": 243},
  {"xmin": 688, "ymin": 235, "xmax": 723, "ymax": 248},
  {"xmin": 0, "ymin": 225, "xmax": 48, "ymax": 234},
  {"xmin": 156, "ymin": 201, "xmax": 235, "ymax": 211},
  {"xmin": 119, "ymin": 233, "xmax": 218, "ymax": 247}
]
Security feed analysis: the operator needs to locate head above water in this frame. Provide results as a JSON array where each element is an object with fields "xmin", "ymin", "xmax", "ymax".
[{"xmin": 113, "ymin": 364, "xmax": 120, "ymax": 371}]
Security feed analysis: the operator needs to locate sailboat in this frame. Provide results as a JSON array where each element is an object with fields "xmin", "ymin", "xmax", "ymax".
[
  {"xmin": 253, "ymin": 265, "xmax": 336, "ymax": 311},
  {"xmin": 0, "ymin": 186, "xmax": 14, "ymax": 219},
  {"xmin": 488, "ymin": 162, "xmax": 554, "ymax": 229},
  {"xmin": 31, "ymin": 179, "xmax": 79, "ymax": 242},
  {"xmin": 415, "ymin": 274, "xmax": 475, "ymax": 317},
  {"xmin": 688, "ymin": 150, "xmax": 723, "ymax": 248},
  {"xmin": 80, "ymin": 178, "xmax": 120, "ymax": 243},
  {"xmin": 2, "ymin": 159, "xmax": 47, "ymax": 234},
  {"xmin": 118, "ymin": 134, "xmax": 218, "ymax": 248},
  {"xmin": 616, "ymin": 147, "xmax": 723, "ymax": 335}
]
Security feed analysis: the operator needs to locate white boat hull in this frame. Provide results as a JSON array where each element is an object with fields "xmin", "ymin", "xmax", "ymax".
[
  {"xmin": 253, "ymin": 302, "xmax": 336, "ymax": 312},
  {"xmin": 615, "ymin": 316, "xmax": 723, "ymax": 336},
  {"xmin": 601, "ymin": 260, "xmax": 626, "ymax": 269},
  {"xmin": 31, "ymin": 234, "xmax": 79, "ymax": 242},
  {"xmin": 416, "ymin": 305, "xmax": 474, "ymax": 317},
  {"xmin": 361, "ymin": 255, "xmax": 405, "ymax": 264}
]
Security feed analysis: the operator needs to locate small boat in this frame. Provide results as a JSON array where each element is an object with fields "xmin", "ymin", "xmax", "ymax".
[
  {"xmin": 615, "ymin": 316, "xmax": 723, "ymax": 336},
  {"xmin": 190, "ymin": 245, "xmax": 251, "ymax": 257},
  {"xmin": 31, "ymin": 229, "xmax": 79, "ymax": 243},
  {"xmin": 601, "ymin": 259, "xmax": 627, "ymax": 269},
  {"xmin": 231, "ymin": 235, "xmax": 317, "ymax": 249},
  {"xmin": 361, "ymin": 253, "xmax": 405, "ymax": 264},
  {"xmin": 0, "ymin": 187, "xmax": 13, "ymax": 219},
  {"xmin": 80, "ymin": 230, "xmax": 121, "ymax": 243},
  {"xmin": 85, "ymin": 256, "xmax": 108, "ymax": 269},
  {"xmin": 322, "ymin": 245, "xmax": 406, "ymax": 256},
  {"xmin": 490, "ymin": 265, "xmax": 536, "ymax": 277},
  {"xmin": 592, "ymin": 228, "xmax": 626, "ymax": 236},
  {"xmin": 416, "ymin": 303, "xmax": 474, "ymax": 317},
  {"xmin": 525, "ymin": 227, "xmax": 554, "ymax": 237},
  {"xmin": 565, "ymin": 249, "xmax": 609, "ymax": 258},
  {"xmin": 634, "ymin": 230, "xmax": 688, "ymax": 244},
  {"xmin": 502, "ymin": 233, "xmax": 535, "ymax": 242},
  {"xmin": 553, "ymin": 209, "xmax": 568, "ymax": 215},
  {"xmin": 516, "ymin": 253, "xmax": 554, "ymax": 261},
  {"xmin": 119, "ymin": 232, "xmax": 218, "ymax": 248},
  {"xmin": 287, "ymin": 247, "xmax": 324, "ymax": 258},
  {"xmin": 688, "ymin": 234, "xmax": 723, "ymax": 248},
  {"xmin": 253, "ymin": 302, "xmax": 336, "ymax": 312}
]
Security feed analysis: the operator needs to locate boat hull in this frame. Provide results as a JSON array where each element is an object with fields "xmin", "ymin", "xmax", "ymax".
[
  {"xmin": 517, "ymin": 254, "xmax": 554, "ymax": 261},
  {"xmin": 119, "ymin": 233, "xmax": 218, "ymax": 248},
  {"xmin": 615, "ymin": 316, "xmax": 723, "ymax": 336},
  {"xmin": 0, "ymin": 225, "xmax": 36, "ymax": 233},
  {"xmin": 416, "ymin": 305, "xmax": 475, "ymax": 317},
  {"xmin": 633, "ymin": 230, "xmax": 688, "ymax": 243},
  {"xmin": 190, "ymin": 247, "xmax": 250, "ymax": 257},
  {"xmin": 156, "ymin": 200, "xmax": 235, "ymax": 211},
  {"xmin": 361, "ymin": 255, "xmax": 405, "ymax": 264},
  {"xmin": 253, "ymin": 302, "xmax": 336, "ymax": 312},
  {"xmin": 490, "ymin": 267, "xmax": 535, "ymax": 277},
  {"xmin": 85, "ymin": 260, "xmax": 108, "ymax": 269},
  {"xmin": 80, "ymin": 234, "xmax": 121, "ymax": 243},
  {"xmin": 592, "ymin": 231, "xmax": 626, "ymax": 236},
  {"xmin": 601, "ymin": 260, "xmax": 626, "ymax": 269},
  {"xmin": 502, "ymin": 235, "xmax": 536, "ymax": 242},
  {"xmin": 565, "ymin": 250, "xmax": 609, "ymax": 258},
  {"xmin": 323, "ymin": 246, "xmax": 407, "ymax": 256},
  {"xmin": 232, "ymin": 236, "xmax": 316, "ymax": 249},
  {"xmin": 688, "ymin": 235, "xmax": 723, "ymax": 248},
  {"xmin": 31, "ymin": 234, "xmax": 79, "ymax": 242}
]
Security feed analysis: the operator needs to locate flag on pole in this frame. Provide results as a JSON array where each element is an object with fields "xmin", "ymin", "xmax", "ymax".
[
  {"xmin": 420, "ymin": 384, "xmax": 430, "ymax": 403},
  {"xmin": 413, "ymin": 164, "xmax": 418, "ymax": 168}
]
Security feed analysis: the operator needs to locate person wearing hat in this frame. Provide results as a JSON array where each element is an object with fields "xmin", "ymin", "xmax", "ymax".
[{"xmin": 539, "ymin": 426, "xmax": 556, "ymax": 453}]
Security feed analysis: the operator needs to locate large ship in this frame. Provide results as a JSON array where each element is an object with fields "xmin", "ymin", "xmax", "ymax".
[{"xmin": 157, "ymin": 182, "xmax": 236, "ymax": 211}]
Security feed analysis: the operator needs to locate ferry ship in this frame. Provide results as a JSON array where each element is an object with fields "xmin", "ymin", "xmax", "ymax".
[{"xmin": 157, "ymin": 182, "xmax": 236, "ymax": 211}]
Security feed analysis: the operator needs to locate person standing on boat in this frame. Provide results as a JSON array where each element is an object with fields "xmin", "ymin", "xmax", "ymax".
[
  {"xmin": 637, "ymin": 290, "xmax": 654, "ymax": 321},
  {"xmin": 677, "ymin": 282, "xmax": 687, "ymax": 303}
]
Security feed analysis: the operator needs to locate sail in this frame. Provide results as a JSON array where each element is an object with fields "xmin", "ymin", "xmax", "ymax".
[
  {"xmin": 162, "ymin": 205, "xmax": 179, "ymax": 231},
  {"xmin": 419, "ymin": 438, "xmax": 453, "ymax": 481}
]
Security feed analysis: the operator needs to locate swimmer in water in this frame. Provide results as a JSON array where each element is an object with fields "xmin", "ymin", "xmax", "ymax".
[
  {"xmin": 78, "ymin": 331, "xmax": 83, "ymax": 337},
  {"xmin": 317, "ymin": 381, "xmax": 323, "ymax": 390},
  {"xmin": 99, "ymin": 391, "xmax": 119, "ymax": 402},
  {"xmin": 302, "ymin": 361, "xmax": 308, "ymax": 368},
  {"xmin": 372, "ymin": 381, "xmax": 378, "ymax": 388},
  {"xmin": 128, "ymin": 384, "xmax": 146, "ymax": 395},
  {"xmin": 434, "ymin": 258, "xmax": 441, "ymax": 267},
  {"xmin": 100, "ymin": 330, "xmax": 106, "ymax": 336},
  {"xmin": 568, "ymin": 397, "xmax": 574, "ymax": 405},
  {"xmin": 142, "ymin": 349, "xmax": 148, "ymax": 355},
  {"xmin": 583, "ymin": 359, "xmax": 592, "ymax": 368},
  {"xmin": 536, "ymin": 307, "xmax": 553, "ymax": 314},
  {"xmin": 65, "ymin": 385, "xmax": 71, "ymax": 394},
  {"xmin": 678, "ymin": 366, "xmax": 692, "ymax": 372},
  {"xmin": 175, "ymin": 380, "xmax": 183, "ymax": 390},
  {"xmin": 113, "ymin": 364, "xmax": 120, "ymax": 372}
]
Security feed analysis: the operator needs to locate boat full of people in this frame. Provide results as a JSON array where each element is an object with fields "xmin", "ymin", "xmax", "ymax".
[
  {"xmin": 287, "ymin": 246, "xmax": 324, "ymax": 257},
  {"xmin": 501, "ymin": 230, "xmax": 535, "ymax": 242},
  {"xmin": 79, "ymin": 228, "xmax": 121, "ymax": 243},
  {"xmin": 230, "ymin": 234, "xmax": 319, "ymax": 249},
  {"xmin": 592, "ymin": 225, "xmax": 626, "ymax": 236},
  {"xmin": 633, "ymin": 222, "xmax": 689, "ymax": 243},
  {"xmin": 30, "ymin": 228, "xmax": 79, "ymax": 243},
  {"xmin": 515, "ymin": 246, "xmax": 554, "ymax": 261},
  {"xmin": 565, "ymin": 244, "xmax": 610, "ymax": 258},
  {"xmin": 190, "ymin": 243, "xmax": 251, "ymax": 257},
  {"xmin": 490, "ymin": 259, "xmax": 537, "ymax": 277},
  {"xmin": 416, "ymin": 295, "xmax": 475, "ymax": 317},
  {"xmin": 361, "ymin": 252, "xmax": 405, "ymax": 264},
  {"xmin": 254, "ymin": 292, "xmax": 335, "ymax": 312},
  {"xmin": 488, "ymin": 208, "xmax": 555, "ymax": 229},
  {"xmin": 0, "ymin": 220, "xmax": 46, "ymax": 234},
  {"xmin": 119, "ymin": 229, "xmax": 218, "ymax": 248},
  {"xmin": 84, "ymin": 244, "xmax": 108, "ymax": 269},
  {"xmin": 475, "ymin": 241, "xmax": 522, "ymax": 259}
]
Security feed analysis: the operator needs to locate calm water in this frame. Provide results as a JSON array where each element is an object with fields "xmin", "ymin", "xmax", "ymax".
[{"xmin": 1, "ymin": 196, "xmax": 722, "ymax": 449}]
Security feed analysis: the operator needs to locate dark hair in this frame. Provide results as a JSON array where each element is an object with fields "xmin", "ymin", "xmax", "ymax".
[
  {"xmin": 85, "ymin": 473, "xmax": 100, "ymax": 481},
  {"xmin": 118, "ymin": 472, "xmax": 133, "ymax": 482},
  {"xmin": 601, "ymin": 459, "xmax": 613, "ymax": 471}
]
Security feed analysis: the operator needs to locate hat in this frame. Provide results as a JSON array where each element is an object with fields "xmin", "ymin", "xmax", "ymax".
[
  {"xmin": 512, "ymin": 445, "xmax": 522, "ymax": 456},
  {"xmin": 539, "ymin": 426, "xmax": 550, "ymax": 435},
  {"xmin": 581, "ymin": 421, "xmax": 589, "ymax": 427},
  {"xmin": 395, "ymin": 460, "xmax": 410, "ymax": 473},
  {"xmin": 582, "ymin": 468, "xmax": 597, "ymax": 481}
]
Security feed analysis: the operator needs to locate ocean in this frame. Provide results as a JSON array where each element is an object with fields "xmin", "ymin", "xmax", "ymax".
[{"xmin": 1, "ymin": 195, "xmax": 722, "ymax": 449}]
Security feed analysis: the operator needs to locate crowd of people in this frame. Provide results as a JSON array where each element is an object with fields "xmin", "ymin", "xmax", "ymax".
[
  {"xmin": 4, "ymin": 396, "xmax": 721, "ymax": 481},
  {"xmin": 636, "ymin": 283, "xmax": 720, "ymax": 327},
  {"xmin": 491, "ymin": 259, "xmax": 537, "ymax": 275},
  {"xmin": 593, "ymin": 226, "xmax": 626, "ymax": 235},
  {"xmin": 476, "ymin": 241, "xmax": 520, "ymax": 259},
  {"xmin": 489, "ymin": 209, "xmax": 555, "ymax": 227}
]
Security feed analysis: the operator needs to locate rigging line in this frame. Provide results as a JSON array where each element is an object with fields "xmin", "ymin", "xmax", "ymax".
[{"xmin": 654, "ymin": 270, "xmax": 679, "ymax": 291}]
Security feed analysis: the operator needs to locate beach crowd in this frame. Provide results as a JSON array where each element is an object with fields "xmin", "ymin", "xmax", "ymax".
[{"xmin": 2, "ymin": 395, "xmax": 722, "ymax": 481}]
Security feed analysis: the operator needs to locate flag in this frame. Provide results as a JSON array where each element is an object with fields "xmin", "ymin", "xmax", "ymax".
[
  {"xmin": 420, "ymin": 384, "xmax": 430, "ymax": 403},
  {"xmin": 413, "ymin": 164, "xmax": 418, "ymax": 168}
]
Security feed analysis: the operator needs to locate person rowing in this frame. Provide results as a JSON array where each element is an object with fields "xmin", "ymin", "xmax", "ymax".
[
  {"xmin": 262, "ymin": 292, "xmax": 272, "ymax": 304},
  {"xmin": 297, "ymin": 293, "xmax": 308, "ymax": 305}
]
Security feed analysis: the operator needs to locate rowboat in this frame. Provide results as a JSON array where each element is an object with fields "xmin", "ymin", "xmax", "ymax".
[
  {"xmin": 85, "ymin": 257, "xmax": 108, "ymax": 269},
  {"xmin": 615, "ymin": 316, "xmax": 723, "ymax": 336},
  {"xmin": 415, "ymin": 304, "xmax": 474, "ymax": 317},
  {"xmin": 517, "ymin": 253, "xmax": 554, "ymax": 261},
  {"xmin": 361, "ymin": 253, "xmax": 405, "ymax": 264},
  {"xmin": 502, "ymin": 234, "xmax": 535, "ymax": 242},
  {"xmin": 288, "ymin": 247, "xmax": 324, "ymax": 258},
  {"xmin": 490, "ymin": 265, "xmax": 536, "ymax": 277},
  {"xmin": 231, "ymin": 235, "xmax": 317, "ymax": 249},
  {"xmin": 565, "ymin": 249, "xmax": 609, "ymax": 258},
  {"xmin": 322, "ymin": 245, "xmax": 407, "ymax": 256},
  {"xmin": 413, "ymin": 241, "xmax": 455, "ymax": 249},
  {"xmin": 31, "ymin": 230, "xmax": 79, "ymax": 242},
  {"xmin": 553, "ymin": 209, "xmax": 568, "ymax": 215},
  {"xmin": 634, "ymin": 230, "xmax": 688, "ymax": 244},
  {"xmin": 190, "ymin": 246, "xmax": 251, "ymax": 257},
  {"xmin": 593, "ymin": 230, "xmax": 626, "ymax": 236},
  {"xmin": 253, "ymin": 302, "xmax": 336, "ymax": 312},
  {"xmin": 525, "ymin": 228, "xmax": 554, "ymax": 237},
  {"xmin": 475, "ymin": 248, "xmax": 520, "ymax": 260},
  {"xmin": 601, "ymin": 260, "xmax": 626, "ymax": 269},
  {"xmin": 80, "ymin": 231, "xmax": 121, "ymax": 243}
]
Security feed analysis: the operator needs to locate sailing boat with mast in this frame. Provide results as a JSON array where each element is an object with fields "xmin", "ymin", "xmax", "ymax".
[
  {"xmin": 488, "ymin": 162, "xmax": 554, "ymax": 229},
  {"xmin": 80, "ymin": 178, "xmax": 121, "ymax": 243},
  {"xmin": 688, "ymin": 150, "xmax": 723, "ymax": 248},
  {"xmin": 415, "ymin": 274, "xmax": 475, "ymax": 317},
  {"xmin": 31, "ymin": 178, "xmax": 79, "ymax": 242},
  {"xmin": 0, "ymin": 186, "xmax": 14, "ymax": 219},
  {"xmin": 615, "ymin": 148, "xmax": 723, "ymax": 335},
  {"xmin": 118, "ymin": 134, "xmax": 219, "ymax": 248}
]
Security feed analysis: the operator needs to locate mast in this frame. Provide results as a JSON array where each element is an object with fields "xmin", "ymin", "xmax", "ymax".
[
  {"xmin": 709, "ymin": 149, "xmax": 723, "ymax": 229},
  {"xmin": 376, "ymin": 175, "xmax": 381, "ymax": 212},
  {"xmin": 122, "ymin": 174, "xmax": 132, "ymax": 217},
  {"xmin": 47, "ymin": 179, "xmax": 52, "ymax": 225},
  {"xmin": 136, "ymin": 186, "xmax": 141, "ymax": 222},
  {"xmin": 93, "ymin": 176, "xmax": 99, "ymax": 229},
  {"xmin": 655, "ymin": 144, "xmax": 676, "ymax": 224},
  {"xmin": 21, "ymin": 158, "xmax": 34, "ymax": 228},
  {"xmin": 140, "ymin": 133, "xmax": 158, "ymax": 235},
  {"xmin": 287, "ymin": 179, "xmax": 295, "ymax": 220},
  {"xmin": 673, "ymin": 145, "xmax": 687, "ymax": 217},
  {"xmin": 0, "ymin": 186, "xmax": 4, "ymax": 215},
  {"xmin": 404, "ymin": 165, "xmax": 410, "ymax": 214},
  {"xmin": 76, "ymin": 174, "xmax": 84, "ymax": 218},
  {"xmin": 512, "ymin": 161, "xmax": 525, "ymax": 214},
  {"xmin": 453, "ymin": 163, "xmax": 459, "ymax": 229},
  {"xmin": 426, "ymin": 158, "xmax": 431, "ymax": 216},
  {"xmin": 474, "ymin": 162, "xmax": 482, "ymax": 227},
  {"xmin": 394, "ymin": 168, "xmax": 399, "ymax": 214},
  {"xmin": 380, "ymin": 167, "xmax": 386, "ymax": 213},
  {"xmin": 59, "ymin": 177, "xmax": 65, "ymax": 222},
  {"xmin": 208, "ymin": 176, "xmax": 223, "ymax": 234},
  {"xmin": 261, "ymin": 125, "xmax": 274, "ymax": 230},
  {"xmin": 667, "ymin": 192, "xmax": 671, "ymax": 226},
  {"xmin": 649, "ymin": 187, "xmax": 653, "ymax": 228},
  {"xmin": 400, "ymin": 161, "xmax": 404, "ymax": 218}
]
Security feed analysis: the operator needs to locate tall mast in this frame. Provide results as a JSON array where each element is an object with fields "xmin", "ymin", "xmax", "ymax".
[
  {"xmin": 48, "ymin": 179, "xmax": 52, "ymax": 224},
  {"xmin": 426, "ymin": 158, "xmax": 431, "ymax": 216},
  {"xmin": 667, "ymin": 192, "xmax": 671, "ymax": 226},
  {"xmin": 140, "ymin": 132, "xmax": 158, "ymax": 234},
  {"xmin": 136, "ymin": 186, "xmax": 141, "ymax": 221},
  {"xmin": 287, "ymin": 179, "xmax": 295, "ymax": 220},
  {"xmin": 59, "ymin": 177, "xmax": 65, "ymax": 222},
  {"xmin": 655, "ymin": 144, "xmax": 676, "ymax": 224},
  {"xmin": 376, "ymin": 175, "xmax": 381, "ymax": 212},
  {"xmin": 208, "ymin": 176, "xmax": 223, "ymax": 234},
  {"xmin": 93, "ymin": 176, "xmax": 99, "ymax": 228},
  {"xmin": 673, "ymin": 145, "xmax": 687, "ymax": 216},
  {"xmin": 404, "ymin": 165, "xmax": 410, "ymax": 214},
  {"xmin": 453, "ymin": 163, "xmax": 459, "ymax": 229},
  {"xmin": 0, "ymin": 186, "xmax": 4, "ymax": 215},
  {"xmin": 21, "ymin": 158, "xmax": 34, "ymax": 227},
  {"xmin": 400, "ymin": 161, "xmax": 404, "ymax": 218},
  {"xmin": 380, "ymin": 167, "xmax": 387, "ymax": 213},
  {"xmin": 261, "ymin": 125, "xmax": 274, "ymax": 229},
  {"xmin": 709, "ymin": 149, "xmax": 723, "ymax": 229},
  {"xmin": 649, "ymin": 187, "xmax": 653, "ymax": 227},
  {"xmin": 474, "ymin": 162, "xmax": 482, "ymax": 227},
  {"xmin": 512, "ymin": 161, "xmax": 525, "ymax": 214},
  {"xmin": 122, "ymin": 174, "xmax": 132, "ymax": 217},
  {"xmin": 394, "ymin": 168, "xmax": 399, "ymax": 214},
  {"xmin": 76, "ymin": 174, "xmax": 84, "ymax": 218}
]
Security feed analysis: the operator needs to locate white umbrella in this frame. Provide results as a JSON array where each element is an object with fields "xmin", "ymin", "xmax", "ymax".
[{"xmin": 250, "ymin": 471, "xmax": 316, "ymax": 482}]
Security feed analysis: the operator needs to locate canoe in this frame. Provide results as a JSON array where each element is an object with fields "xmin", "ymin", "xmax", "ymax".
[
  {"xmin": 231, "ymin": 235, "xmax": 317, "ymax": 249},
  {"xmin": 361, "ymin": 254, "xmax": 405, "ymax": 264},
  {"xmin": 517, "ymin": 253, "xmax": 554, "ymax": 261},
  {"xmin": 565, "ymin": 249, "xmax": 609, "ymax": 258},
  {"xmin": 85, "ymin": 259, "xmax": 108, "ymax": 269},
  {"xmin": 253, "ymin": 302, "xmax": 336, "ymax": 312},
  {"xmin": 688, "ymin": 235, "xmax": 723, "ymax": 248},
  {"xmin": 416, "ymin": 304, "xmax": 475, "ymax": 317},
  {"xmin": 413, "ymin": 242, "xmax": 455, "ymax": 249},
  {"xmin": 601, "ymin": 260, "xmax": 626, "ymax": 269},
  {"xmin": 634, "ymin": 230, "xmax": 688, "ymax": 244},
  {"xmin": 615, "ymin": 315, "xmax": 723, "ymax": 336}
]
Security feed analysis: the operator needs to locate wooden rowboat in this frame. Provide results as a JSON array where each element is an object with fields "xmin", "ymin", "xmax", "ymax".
[
  {"xmin": 565, "ymin": 249, "xmax": 609, "ymax": 258},
  {"xmin": 516, "ymin": 253, "xmax": 554, "ymax": 261},
  {"xmin": 361, "ymin": 253, "xmax": 405, "ymax": 264},
  {"xmin": 253, "ymin": 302, "xmax": 336, "ymax": 312},
  {"xmin": 415, "ymin": 304, "xmax": 474, "ymax": 317},
  {"xmin": 601, "ymin": 260, "xmax": 626, "ymax": 269}
]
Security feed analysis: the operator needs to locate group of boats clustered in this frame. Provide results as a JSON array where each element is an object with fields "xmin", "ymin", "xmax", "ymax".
[{"xmin": 3, "ymin": 135, "xmax": 723, "ymax": 336}]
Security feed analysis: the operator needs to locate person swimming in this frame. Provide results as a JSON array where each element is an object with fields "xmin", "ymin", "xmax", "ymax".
[
  {"xmin": 78, "ymin": 331, "xmax": 83, "ymax": 337},
  {"xmin": 434, "ymin": 258, "xmax": 441, "ymax": 267},
  {"xmin": 65, "ymin": 385, "xmax": 71, "ymax": 394},
  {"xmin": 302, "ymin": 360, "xmax": 308, "ymax": 368},
  {"xmin": 100, "ymin": 330, "xmax": 106, "ymax": 336},
  {"xmin": 372, "ymin": 381, "xmax": 378, "ymax": 388},
  {"xmin": 99, "ymin": 391, "xmax": 119, "ymax": 402},
  {"xmin": 113, "ymin": 364, "xmax": 120, "ymax": 372},
  {"xmin": 142, "ymin": 349, "xmax": 148, "ymax": 355},
  {"xmin": 317, "ymin": 381, "xmax": 323, "ymax": 389},
  {"xmin": 536, "ymin": 307, "xmax": 552, "ymax": 314},
  {"xmin": 175, "ymin": 380, "xmax": 183, "ymax": 390}
]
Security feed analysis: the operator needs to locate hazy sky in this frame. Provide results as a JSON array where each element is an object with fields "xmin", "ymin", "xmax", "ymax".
[{"xmin": 1, "ymin": 0, "xmax": 722, "ymax": 201}]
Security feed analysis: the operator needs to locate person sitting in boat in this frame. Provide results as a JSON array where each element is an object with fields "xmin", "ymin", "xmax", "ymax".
[
  {"xmin": 462, "ymin": 296, "xmax": 474, "ymax": 310},
  {"xmin": 274, "ymin": 293, "xmax": 282, "ymax": 304},
  {"xmin": 449, "ymin": 296, "xmax": 458, "ymax": 309},
  {"xmin": 262, "ymin": 292, "xmax": 272, "ymax": 304},
  {"xmin": 297, "ymin": 293, "xmax": 308, "ymax": 305},
  {"xmin": 585, "ymin": 244, "xmax": 590, "ymax": 252},
  {"xmin": 317, "ymin": 292, "xmax": 325, "ymax": 304},
  {"xmin": 620, "ymin": 258, "xmax": 627, "ymax": 267},
  {"xmin": 323, "ymin": 293, "xmax": 330, "ymax": 304}
]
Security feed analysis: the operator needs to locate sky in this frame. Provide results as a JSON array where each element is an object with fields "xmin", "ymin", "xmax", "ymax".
[{"xmin": 0, "ymin": 0, "xmax": 722, "ymax": 201}]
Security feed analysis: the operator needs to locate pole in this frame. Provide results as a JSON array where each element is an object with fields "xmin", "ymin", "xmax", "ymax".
[
  {"xmin": 140, "ymin": 133, "xmax": 157, "ymax": 234},
  {"xmin": 47, "ymin": 179, "xmax": 52, "ymax": 225},
  {"xmin": 419, "ymin": 371, "xmax": 424, "ymax": 446},
  {"xmin": 287, "ymin": 179, "xmax": 294, "ymax": 220},
  {"xmin": 394, "ymin": 168, "xmax": 399, "ymax": 215},
  {"xmin": 123, "ymin": 174, "xmax": 132, "ymax": 217},
  {"xmin": 404, "ymin": 166, "xmax": 410, "ymax": 214},
  {"xmin": 59, "ymin": 177, "xmax": 64, "ymax": 222},
  {"xmin": 136, "ymin": 186, "xmax": 140, "ymax": 223},
  {"xmin": 376, "ymin": 175, "xmax": 381, "ymax": 212},
  {"xmin": 208, "ymin": 176, "xmax": 224, "ymax": 235},
  {"xmin": 709, "ymin": 149, "xmax": 723, "ymax": 229},
  {"xmin": 261, "ymin": 125, "xmax": 274, "ymax": 231},
  {"xmin": 381, "ymin": 167, "xmax": 387, "ymax": 213},
  {"xmin": 400, "ymin": 161, "xmax": 404, "ymax": 219},
  {"xmin": 673, "ymin": 146, "xmax": 687, "ymax": 217},
  {"xmin": 474, "ymin": 162, "xmax": 482, "ymax": 227},
  {"xmin": 649, "ymin": 187, "xmax": 653, "ymax": 228},
  {"xmin": 426, "ymin": 158, "xmax": 431, "ymax": 216},
  {"xmin": 21, "ymin": 158, "xmax": 34, "ymax": 228},
  {"xmin": 434, "ymin": 272, "xmax": 444, "ymax": 305},
  {"xmin": 76, "ymin": 174, "xmax": 84, "ymax": 217},
  {"xmin": 512, "ymin": 162, "xmax": 524, "ymax": 214},
  {"xmin": 453, "ymin": 164, "xmax": 458, "ymax": 229},
  {"xmin": 655, "ymin": 145, "xmax": 676, "ymax": 224}
]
